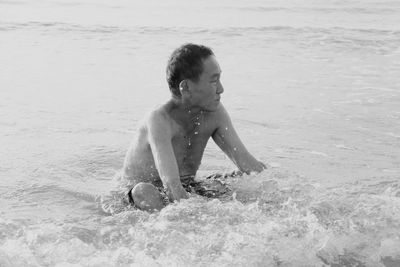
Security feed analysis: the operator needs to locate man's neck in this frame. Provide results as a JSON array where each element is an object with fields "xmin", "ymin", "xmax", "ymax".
[{"xmin": 168, "ymin": 96, "xmax": 204, "ymax": 124}]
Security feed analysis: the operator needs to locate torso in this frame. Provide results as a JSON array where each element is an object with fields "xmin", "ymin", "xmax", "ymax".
[{"xmin": 122, "ymin": 105, "xmax": 220, "ymax": 187}]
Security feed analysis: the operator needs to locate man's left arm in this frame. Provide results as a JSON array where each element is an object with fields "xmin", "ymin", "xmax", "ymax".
[{"xmin": 211, "ymin": 104, "xmax": 266, "ymax": 174}]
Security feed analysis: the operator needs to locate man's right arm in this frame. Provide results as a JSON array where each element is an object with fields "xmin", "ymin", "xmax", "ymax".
[{"xmin": 146, "ymin": 111, "xmax": 189, "ymax": 201}]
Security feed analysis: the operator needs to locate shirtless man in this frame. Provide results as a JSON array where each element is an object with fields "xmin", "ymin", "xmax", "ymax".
[{"xmin": 122, "ymin": 43, "xmax": 266, "ymax": 211}]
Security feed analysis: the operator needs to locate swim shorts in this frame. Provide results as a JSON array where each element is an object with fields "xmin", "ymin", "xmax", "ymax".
[{"xmin": 126, "ymin": 171, "xmax": 242, "ymax": 206}]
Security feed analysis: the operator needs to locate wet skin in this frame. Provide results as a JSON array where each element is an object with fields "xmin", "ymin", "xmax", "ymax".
[{"xmin": 122, "ymin": 56, "xmax": 265, "ymax": 211}]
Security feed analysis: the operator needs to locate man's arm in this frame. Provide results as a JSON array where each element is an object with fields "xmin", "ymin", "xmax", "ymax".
[
  {"xmin": 146, "ymin": 111, "xmax": 189, "ymax": 201},
  {"xmin": 212, "ymin": 104, "xmax": 266, "ymax": 174}
]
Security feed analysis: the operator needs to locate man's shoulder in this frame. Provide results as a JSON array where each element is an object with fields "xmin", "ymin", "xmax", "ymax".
[
  {"xmin": 143, "ymin": 104, "xmax": 175, "ymax": 135},
  {"xmin": 205, "ymin": 103, "xmax": 230, "ymax": 122},
  {"xmin": 146, "ymin": 105, "xmax": 170, "ymax": 122},
  {"xmin": 198, "ymin": 103, "xmax": 231, "ymax": 135}
]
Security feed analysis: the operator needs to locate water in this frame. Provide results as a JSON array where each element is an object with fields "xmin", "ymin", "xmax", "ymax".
[{"xmin": 1, "ymin": 0, "xmax": 400, "ymax": 266}]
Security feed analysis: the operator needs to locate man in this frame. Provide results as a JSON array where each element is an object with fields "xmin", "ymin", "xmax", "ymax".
[{"xmin": 122, "ymin": 43, "xmax": 265, "ymax": 211}]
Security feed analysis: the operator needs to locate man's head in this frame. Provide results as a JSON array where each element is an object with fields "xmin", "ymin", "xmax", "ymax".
[{"xmin": 166, "ymin": 43, "xmax": 214, "ymax": 97}]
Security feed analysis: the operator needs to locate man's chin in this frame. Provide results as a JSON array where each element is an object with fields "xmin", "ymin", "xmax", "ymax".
[{"xmin": 204, "ymin": 103, "xmax": 220, "ymax": 112}]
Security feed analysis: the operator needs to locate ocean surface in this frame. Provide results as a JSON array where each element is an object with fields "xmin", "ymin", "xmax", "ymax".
[{"xmin": 1, "ymin": 0, "xmax": 400, "ymax": 266}]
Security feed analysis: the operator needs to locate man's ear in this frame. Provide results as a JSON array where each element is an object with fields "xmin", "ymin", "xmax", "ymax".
[{"xmin": 179, "ymin": 80, "xmax": 189, "ymax": 95}]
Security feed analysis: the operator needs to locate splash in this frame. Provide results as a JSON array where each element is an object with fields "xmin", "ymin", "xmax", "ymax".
[{"xmin": 1, "ymin": 170, "xmax": 399, "ymax": 266}]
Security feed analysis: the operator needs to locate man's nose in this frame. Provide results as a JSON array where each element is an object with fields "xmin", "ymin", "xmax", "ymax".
[{"xmin": 217, "ymin": 82, "xmax": 224, "ymax": 94}]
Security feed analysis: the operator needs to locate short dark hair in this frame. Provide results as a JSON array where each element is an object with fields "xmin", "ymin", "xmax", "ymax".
[{"xmin": 166, "ymin": 43, "xmax": 214, "ymax": 96}]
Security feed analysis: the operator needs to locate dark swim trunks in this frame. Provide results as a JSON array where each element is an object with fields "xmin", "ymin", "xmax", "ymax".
[{"xmin": 126, "ymin": 171, "xmax": 242, "ymax": 206}]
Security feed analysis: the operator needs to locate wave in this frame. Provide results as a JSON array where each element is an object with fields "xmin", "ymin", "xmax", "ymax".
[
  {"xmin": 7, "ymin": 182, "xmax": 97, "ymax": 203},
  {"xmin": 1, "ymin": 170, "xmax": 399, "ymax": 266},
  {"xmin": 2, "ymin": 20, "xmax": 399, "ymax": 32},
  {"xmin": 2, "ymin": 20, "xmax": 399, "ymax": 54},
  {"xmin": 235, "ymin": 6, "xmax": 400, "ymax": 15}
]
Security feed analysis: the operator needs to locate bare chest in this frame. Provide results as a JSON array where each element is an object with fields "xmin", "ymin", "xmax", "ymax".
[{"xmin": 171, "ymin": 117, "xmax": 215, "ymax": 174}]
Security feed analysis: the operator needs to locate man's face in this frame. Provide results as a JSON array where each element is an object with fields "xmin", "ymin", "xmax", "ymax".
[{"xmin": 187, "ymin": 56, "xmax": 224, "ymax": 111}]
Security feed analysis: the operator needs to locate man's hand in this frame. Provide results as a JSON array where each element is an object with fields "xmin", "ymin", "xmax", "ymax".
[
  {"xmin": 165, "ymin": 182, "xmax": 189, "ymax": 202},
  {"xmin": 237, "ymin": 159, "xmax": 266, "ymax": 174},
  {"xmin": 252, "ymin": 160, "xmax": 267, "ymax": 173}
]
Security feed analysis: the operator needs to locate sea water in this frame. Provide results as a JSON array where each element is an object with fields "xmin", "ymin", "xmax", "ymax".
[{"xmin": 1, "ymin": 0, "xmax": 400, "ymax": 266}]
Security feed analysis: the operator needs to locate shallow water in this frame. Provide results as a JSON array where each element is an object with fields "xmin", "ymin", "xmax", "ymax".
[{"xmin": 1, "ymin": 0, "xmax": 400, "ymax": 266}]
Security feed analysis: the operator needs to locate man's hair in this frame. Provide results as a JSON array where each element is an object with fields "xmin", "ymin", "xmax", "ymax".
[{"xmin": 166, "ymin": 43, "xmax": 214, "ymax": 97}]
